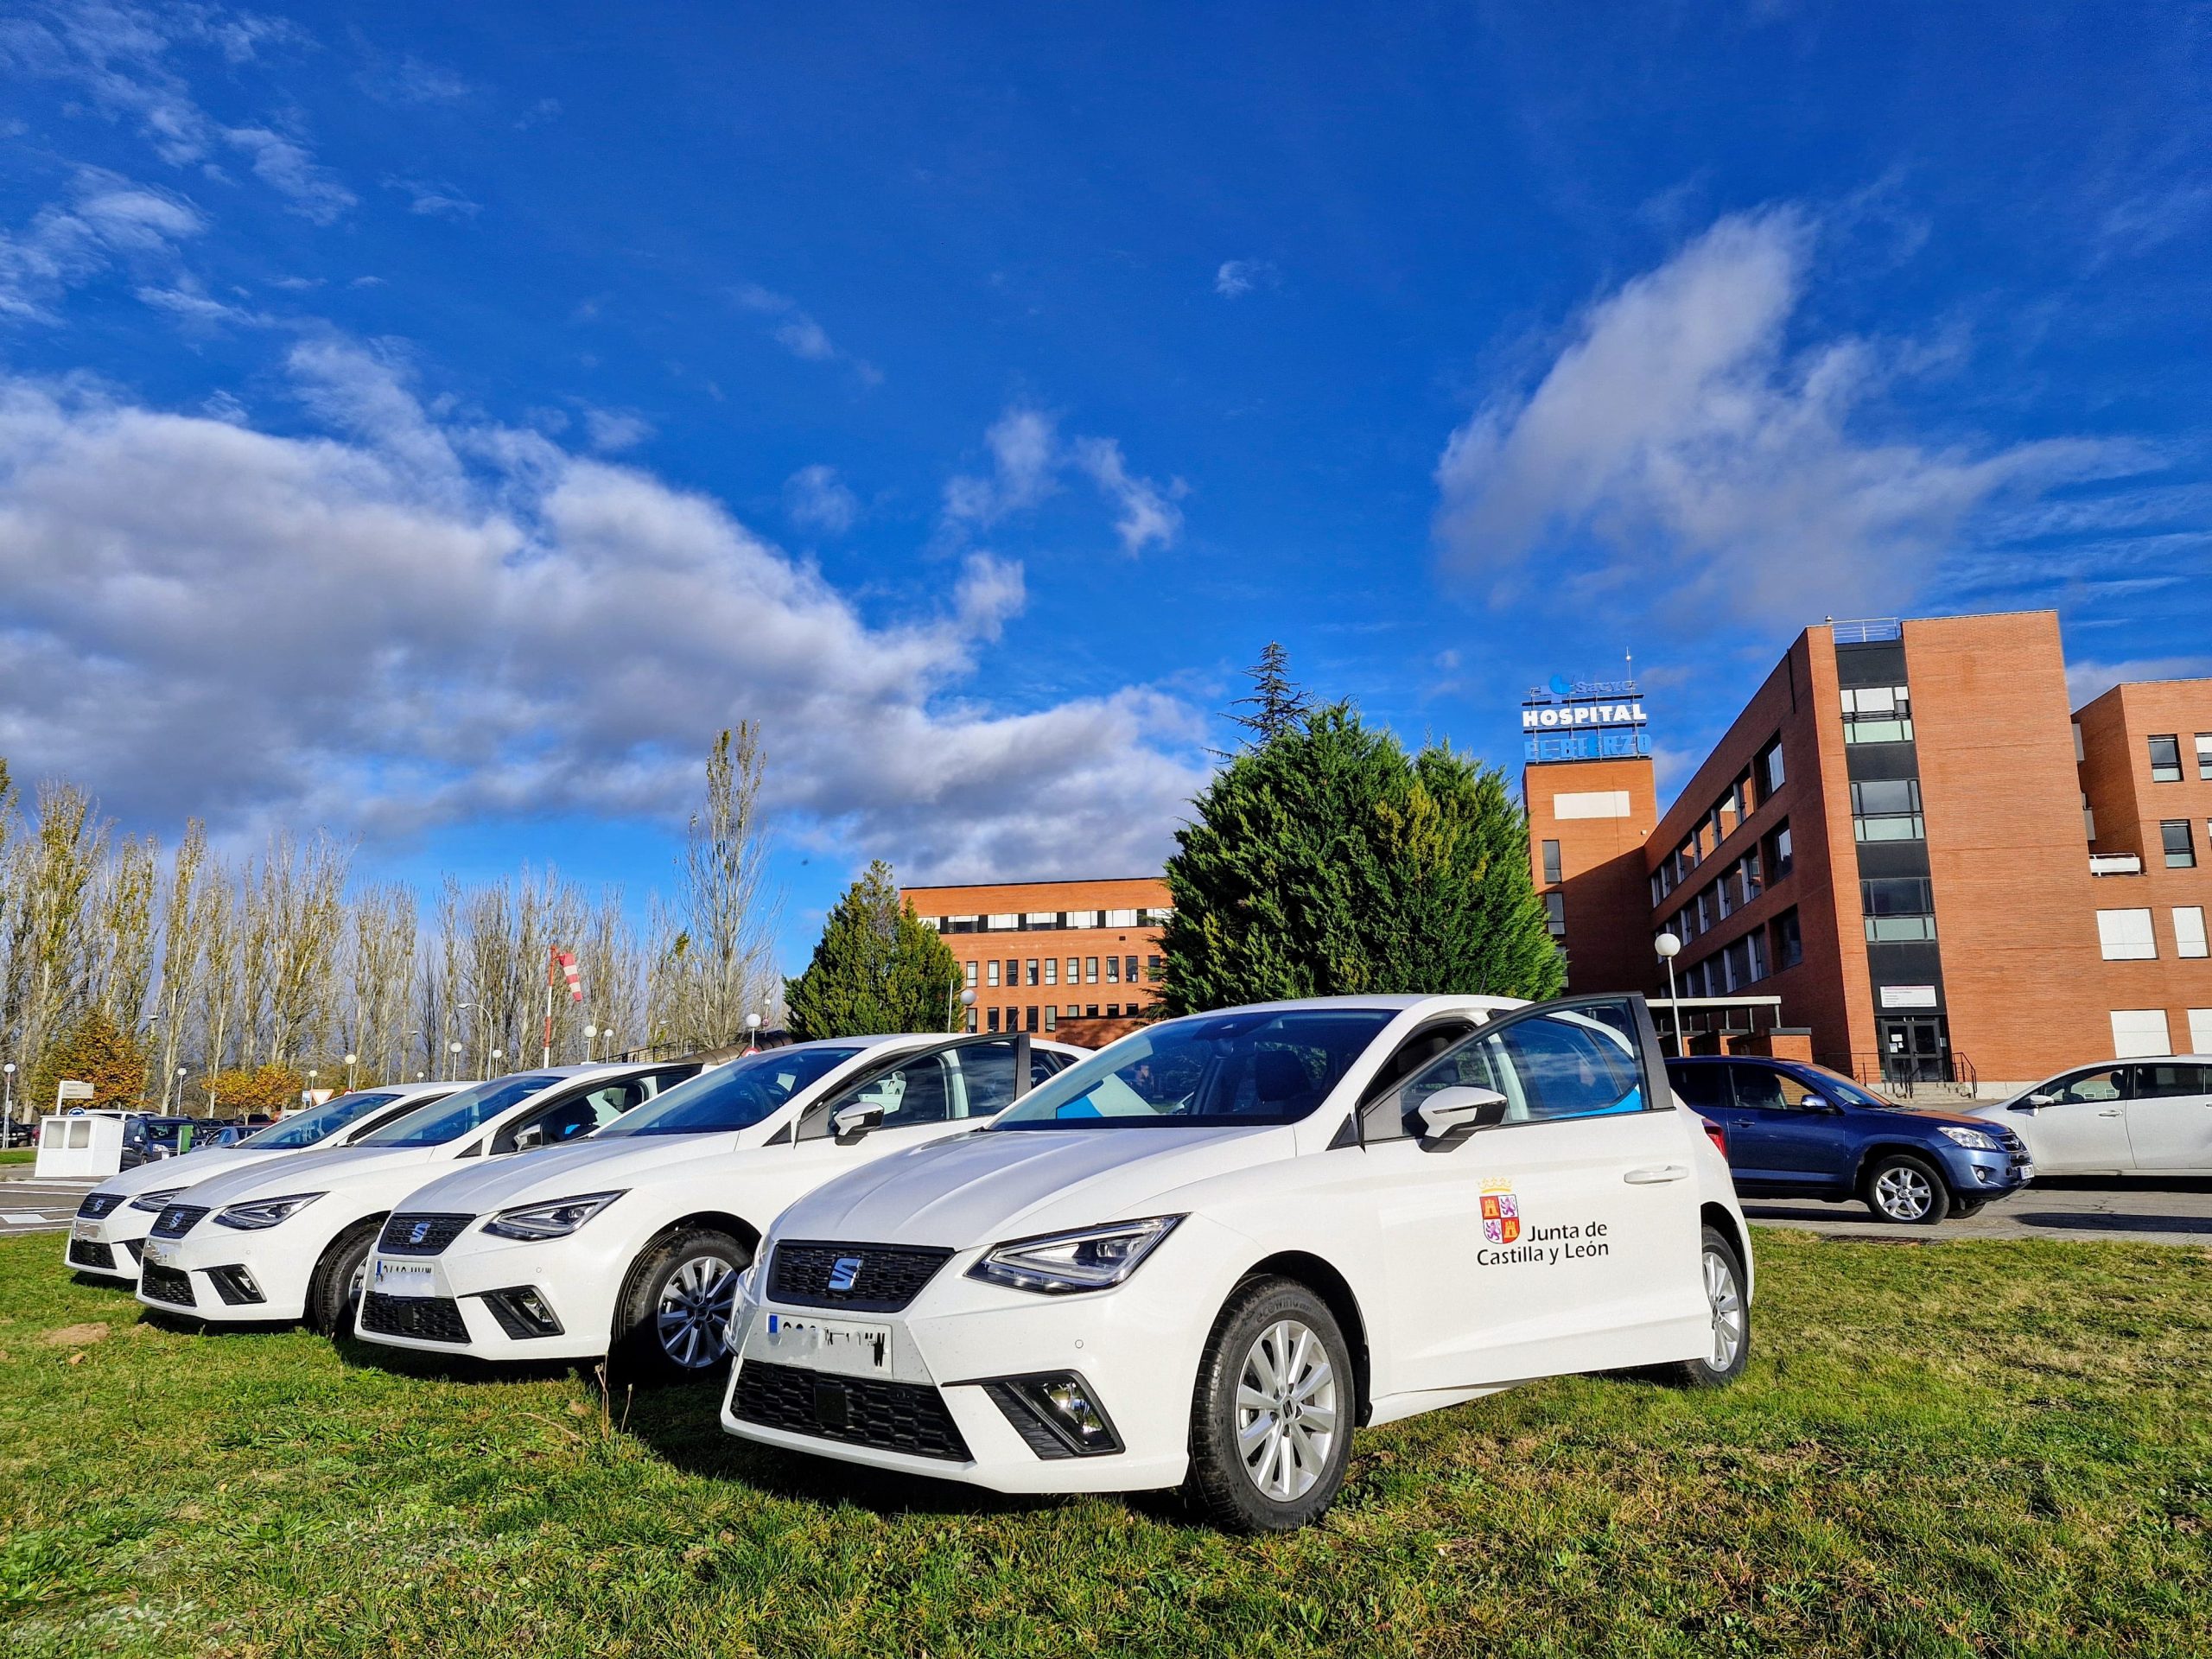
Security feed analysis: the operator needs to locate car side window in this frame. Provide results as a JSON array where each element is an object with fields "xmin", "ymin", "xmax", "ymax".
[
  {"xmin": 2129, "ymin": 1064, "xmax": 2208, "ymax": 1099},
  {"xmin": 1365, "ymin": 1001, "xmax": 1649, "ymax": 1140},
  {"xmin": 1666, "ymin": 1065, "xmax": 1731, "ymax": 1112},
  {"xmin": 1730, "ymin": 1066, "xmax": 1793, "ymax": 1111},
  {"xmin": 802, "ymin": 1052, "xmax": 957, "ymax": 1138},
  {"xmin": 953, "ymin": 1040, "xmax": 1062, "ymax": 1117},
  {"xmin": 2050, "ymin": 1068, "xmax": 2126, "ymax": 1106},
  {"xmin": 496, "ymin": 1081, "xmax": 645, "ymax": 1153},
  {"xmin": 645, "ymin": 1065, "xmax": 702, "ymax": 1095}
]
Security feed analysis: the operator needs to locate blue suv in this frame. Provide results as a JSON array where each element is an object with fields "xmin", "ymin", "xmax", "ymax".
[{"xmin": 1666, "ymin": 1056, "xmax": 2033, "ymax": 1224}]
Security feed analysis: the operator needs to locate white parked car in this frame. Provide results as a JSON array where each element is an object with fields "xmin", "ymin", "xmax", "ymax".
[
  {"xmin": 1961, "ymin": 1057, "xmax": 2212, "ymax": 1175},
  {"xmin": 720, "ymin": 994, "xmax": 1752, "ymax": 1530},
  {"xmin": 65, "ymin": 1083, "xmax": 471, "ymax": 1284},
  {"xmin": 133, "ymin": 1062, "xmax": 701, "ymax": 1331}
]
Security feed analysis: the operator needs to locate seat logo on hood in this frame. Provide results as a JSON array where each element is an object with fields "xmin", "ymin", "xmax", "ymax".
[
  {"xmin": 828, "ymin": 1256, "xmax": 862, "ymax": 1292},
  {"xmin": 409, "ymin": 1221, "xmax": 431, "ymax": 1245}
]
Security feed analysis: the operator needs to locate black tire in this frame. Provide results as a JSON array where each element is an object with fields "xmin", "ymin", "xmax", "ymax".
[
  {"xmin": 1183, "ymin": 1276, "xmax": 1356, "ymax": 1533},
  {"xmin": 1666, "ymin": 1224, "xmax": 1751, "ymax": 1389},
  {"xmin": 610, "ymin": 1228, "xmax": 751, "ymax": 1384},
  {"xmin": 1864, "ymin": 1154, "xmax": 1951, "ymax": 1224},
  {"xmin": 308, "ymin": 1218, "xmax": 382, "ymax": 1336}
]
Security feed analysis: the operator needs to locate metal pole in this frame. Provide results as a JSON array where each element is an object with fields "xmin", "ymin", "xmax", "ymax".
[
  {"xmin": 1663, "ymin": 955, "xmax": 1682, "ymax": 1058},
  {"xmin": 542, "ymin": 945, "xmax": 556, "ymax": 1069}
]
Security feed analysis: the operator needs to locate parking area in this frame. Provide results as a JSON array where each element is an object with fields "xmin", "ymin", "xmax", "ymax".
[
  {"xmin": 0, "ymin": 1174, "xmax": 95, "ymax": 1237},
  {"xmin": 1746, "ymin": 1175, "xmax": 2212, "ymax": 1247}
]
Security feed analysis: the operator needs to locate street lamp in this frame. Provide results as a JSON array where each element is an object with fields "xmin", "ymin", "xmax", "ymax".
[
  {"xmin": 490, "ymin": 1048, "xmax": 505, "ymax": 1074},
  {"xmin": 1654, "ymin": 932, "xmax": 1683, "ymax": 1058},
  {"xmin": 584, "ymin": 1023, "xmax": 597, "ymax": 1061},
  {"xmin": 743, "ymin": 1014, "xmax": 761, "ymax": 1054},
  {"xmin": 344, "ymin": 1052, "xmax": 359, "ymax": 1091},
  {"xmin": 448, "ymin": 1039, "xmax": 463, "ymax": 1078},
  {"xmin": 2, "ymin": 1061, "xmax": 13, "ymax": 1147},
  {"xmin": 959, "ymin": 987, "xmax": 977, "ymax": 1033}
]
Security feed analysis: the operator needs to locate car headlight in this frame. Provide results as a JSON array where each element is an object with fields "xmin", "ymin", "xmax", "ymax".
[
  {"xmin": 129, "ymin": 1188, "xmax": 184, "ymax": 1215},
  {"xmin": 967, "ymin": 1215, "xmax": 1185, "ymax": 1295},
  {"xmin": 480, "ymin": 1191, "xmax": 626, "ymax": 1242},
  {"xmin": 214, "ymin": 1192, "xmax": 326, "ymax": 1230},
  {"xmin": 1939, "ymin": 1126, "xmax": 2000, "ymax": 1153}
]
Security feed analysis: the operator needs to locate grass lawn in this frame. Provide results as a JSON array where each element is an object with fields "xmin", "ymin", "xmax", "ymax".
[
  {"xmin": 0, "ymin": 1148, "xmax": 36, "ymax": 1165},
  {"xmin": 2, "ymin": 1230, "xmax": 2208, "ymax": 1658}
]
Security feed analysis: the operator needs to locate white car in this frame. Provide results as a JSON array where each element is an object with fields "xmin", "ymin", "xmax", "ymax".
[
  {"xmin": 352, "ymin": 1033, "xmax": 1087, "ymax": 1379},
  {"xmin": 133, "ymin": 1061, "xmax": 702, "ymax": 1332},
  {"xmin": 1961, "ymin": 1057, "xmax": 2212, "ymax": 1175},
  {"xmin": 721, "ymin": 993, "xmax": 1752, "ymax": 1531},
  {"xmin": 65, "ymin": 1083, "xmax": 470, "ymax": 1284}
]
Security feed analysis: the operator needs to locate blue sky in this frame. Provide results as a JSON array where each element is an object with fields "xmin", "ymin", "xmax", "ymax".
[{"xmin": 3, "ymin": 1, "xmax": 2208, "ymax": 968}]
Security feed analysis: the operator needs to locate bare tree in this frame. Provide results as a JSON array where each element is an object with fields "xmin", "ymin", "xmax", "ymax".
[
  {"xmin": 347, "ymin": 883, "xmax": 418, "ymax": 1084},
  {"xmin": 91, "ymin": 832, "xmax": 159, "ymax": 1033},
  {"xmin": 148, "ymin": 821, "xmax": 207, "ymax": 1109},
  {"xmin": 243, "ymin": 831, "xmax": 350, "ymax": 1068},
  {"xmin": 582, "ymin": 887, "xmax": 650, "ymax": 1060},
  {"xmin": 653, "ymin": 725, "xmax": 780, "ymax": 1050},
  {"xmin": 1, "ymin": 782, "xmax": 109, "ymax": 1089}
]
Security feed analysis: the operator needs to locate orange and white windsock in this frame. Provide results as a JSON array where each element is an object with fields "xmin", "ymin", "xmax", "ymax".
[{"xmin": 558, "ymin": 950, "xmax": 582, "ymax": 1003}]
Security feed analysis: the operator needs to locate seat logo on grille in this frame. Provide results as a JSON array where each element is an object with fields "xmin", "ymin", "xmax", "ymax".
[
  {"xmin": 409, "ymin": 1221, "xmax": 431, "ymax": 1245},
  {"xmin": 827, "ymin": 1255, "xmax": 863, "ymax": 1292}
]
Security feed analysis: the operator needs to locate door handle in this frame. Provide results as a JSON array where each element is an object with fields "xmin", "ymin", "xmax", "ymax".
[
  {"xmin": 1624, "ymin": 1165, "xmax": 1690, "ymax": 1184},
  {"xmin": 2097, "ymin": 1110, "xmax": 2121, "ymax": 1118}
]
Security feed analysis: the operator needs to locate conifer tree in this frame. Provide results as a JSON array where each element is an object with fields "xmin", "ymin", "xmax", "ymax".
[
  {"xmin": 1225, "ymin": 641, "xmax": 1313, "ymax": 746},
  {"xmin": 1158, "ymin": 703, "xmax": 1563, "ymax": 1013},
  {"xmin": 784, "ymin": 861, "xmax": 963, "ymax": 1039}
]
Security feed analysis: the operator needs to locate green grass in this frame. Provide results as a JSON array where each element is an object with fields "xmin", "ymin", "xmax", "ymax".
[
  {"xmin": 0, "ymin": 1148, "xmax": 36, "ymax": 1165},
  {"xmin": 3, "ymin": 1230, "xmax": 2209, "ymax": 1658}
]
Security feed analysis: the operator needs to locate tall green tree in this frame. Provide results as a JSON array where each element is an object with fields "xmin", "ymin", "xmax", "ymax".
[
  {"xmin": 784, "ymin": 861, "xmax": 963, "ymax": 1039},
  {"xmin": 1224, "ymin": 641, "xmax": 1312, "ymax": 747},
  {"xmin": 1158, "ymin": 704, "xmax": 1564, "ymax": 1014},
  {"xmin": 30, "ymin": 1008, "xmax": 149, "ymax": 1113}
]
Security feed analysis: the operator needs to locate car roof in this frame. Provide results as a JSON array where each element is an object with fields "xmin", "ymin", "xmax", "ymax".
[{"xmin": 1149, "ymin": 994, "xmax": 1527, "ymax": 1019}]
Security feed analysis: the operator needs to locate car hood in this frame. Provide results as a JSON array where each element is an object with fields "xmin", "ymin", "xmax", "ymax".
[
  {"xmin": 167, "ymin": 1143, "xmax": 450, "ymax": 1208},
  {"xmin": 396, "ymin": 1133, "xmax": 728, "ymax": 1214},
  {"xmin": 771, "ymin": 1123, "xmax": 1294, "ymax": 1249},
  {"xmin": 92, "ymin": 1147, "xmax": 264, "ymax": 1198},
  {"xmin": 1888, "ymin": 1104, "xmax": 2016, "ymax": 1134}
]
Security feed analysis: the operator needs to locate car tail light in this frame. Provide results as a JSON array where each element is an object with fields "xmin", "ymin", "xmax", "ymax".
[{"xmin": 1699, "ymin": 1116, "xmax": 1726, "ymax": 1156}]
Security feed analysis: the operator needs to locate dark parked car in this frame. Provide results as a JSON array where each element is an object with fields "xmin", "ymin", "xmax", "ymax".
[
  {"xmin": 119, "ymin": 1116, "xmax": 228, "ymax": 1167},
  {"xmin": 1667, "ymin": 1056, "xmax": 2033, "ymax": 1224}
]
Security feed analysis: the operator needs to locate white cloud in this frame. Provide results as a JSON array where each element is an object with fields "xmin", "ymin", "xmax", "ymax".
[
  {"xmin": 2065, "ymin": 654, "xmax": 2212, "ymax": 709},
  {"xmin": 359, "ymin": 54, "xmax": 472, "ymax": 106},
  {"xmin": 1433, "ymin": 207, "xmax": 2121, "ymax": 621},
  {"xmin": 383, "ymin": 176, "xmax": 483, "ymax": 221},
  {"xmin": 0, "ymin": 168, "xmax": 205, "ymax": 321},
  {"xmin": 582, "ymin": 407, "xmax": 652, "ymax": 453},
  {"xmin": 732, "ymin": 283, "xmax": 878, "ymax": 382},
  {"xmin": 0, "ymin": 361, "xmax": 1206, "ymax": 881},
  {"xmin": 224, "ymin": 126, "xmax": 356, "ymax": 224},
  {"xmin": 784, "ymin": 463, "xmax": 860, "ymax": 535},
  {"xmin": 1214, "ymin": 258, "xmax": 1277, "ymax": 297},
  {"xmin": 943, "ymin": 406, "xmax": 1185, "ymax": 556}
]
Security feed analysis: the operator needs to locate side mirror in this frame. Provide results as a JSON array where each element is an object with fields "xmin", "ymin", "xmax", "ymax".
[
  {"xmin": 830, "ymin": 1102, "xmax": 886, "ymax": 1141},
  {"xmin": 1414, "ymin": 1085, "xmax": 1509, "ymax": 1141},
  {"xmin": 511, "ymin": 1125, "xmax": 545, "ymax": 1153},
  {"xmin": 2016, "ymin": 1093, "xmax": 2055, "ymax": 1111},
  {"xmin": 1798, "ymin": 1093, "xmax": 1839, "ymax": 1113}
]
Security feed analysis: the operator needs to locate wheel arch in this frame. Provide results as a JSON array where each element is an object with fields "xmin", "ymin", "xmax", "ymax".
[
  {"xmin": 1699, "ymin": 1202, "xmax": 1748, "ymax": 1296},
  {"xmin": 1237, "ymin": 1250, "xmax": 1374, "ymax": 1427},
  {"xmin": 1852, "ymin": 1140, "xmax": 1952, "ymax": 1192},
  {"xmin": 607, "ymin": 1211, "xmax": 763, "ymax": 1346}
]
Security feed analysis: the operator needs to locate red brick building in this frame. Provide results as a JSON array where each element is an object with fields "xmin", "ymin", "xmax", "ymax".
[
  {"xmin": 1531, "ymin": 613, "xmax": 2212, "ymax": 1090},
  {"xmin": 899, "ymin": 877, "xmax": 1172, "ymax": 1050}
]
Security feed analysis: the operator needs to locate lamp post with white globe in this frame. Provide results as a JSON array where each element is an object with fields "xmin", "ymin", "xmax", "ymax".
[
  {"xmin": 1654, "ymin": 931, "xmax": 1684, "ymax": 1058},
  {"xmin": 2, "ymin": 1061, "xmax": 13, "ymax": 1147},
  {"xmin": 344, "ymin": 1052, "xmax": 359, "ymax": 1092},
  {"xmin": 583, "ymin": 1024, "xmax": 598, "ymax": 1062}
]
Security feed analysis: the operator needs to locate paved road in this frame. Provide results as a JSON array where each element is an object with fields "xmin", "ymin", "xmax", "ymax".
[
  {"xmin": 1746, "ymin": 1175, "xmax": 2212, "ymax": 1248},
  {"xmin": 0, "ymin": 1174, "xmax": 94, "ymax": 1238}
]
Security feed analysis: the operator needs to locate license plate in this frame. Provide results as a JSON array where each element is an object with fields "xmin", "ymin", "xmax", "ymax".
[
  {"xmin": 71, "ymin": 1221, "xmax": 99, "ymax": 1243},
  {"xmin": 2018, "ymin": 1162, "xmax": 2034, "ymax": 1181},
  {"xmin": 143, "ymin": 1241, "xmax": 175, "ymax": 1268},
  {"xmin": 759, "ymin": 1312, "xmax": 893, "ymax": 1376},
  {"xmin": 371, "ymin": 1259, "xmax": 435, "ymax": 1298}
]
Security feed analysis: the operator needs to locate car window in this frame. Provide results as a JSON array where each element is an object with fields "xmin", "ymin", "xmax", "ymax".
[
  {"xmin": 952, "ymin": 1040, "xmax": 1064, "ymax": 1118},
  {"xmin": 1730, "ymin": 1066, "xmax": 1796, "ymax": 1111},
  {"xmin": 801, "ymin": 1050, "xmax": 966, "ymax": 1138},
  {"xmin": 594, "ymin": 1046, "xmax": 863, "ymax": 1137},
  {"xmin": 2048, "ymin": 1067, "xmax": 2126, "ymax": 1106},
  {"xmin": 238, "ymin": 1090, "xmax": 410, "ymax": 1150},
  {"xmin": 1666, "ymin": 1065, "xmax": 1731, "ymax": 1112},
  {"xmin": 497, "ymin": 1078, "xmax": 650, "ymax": 1152},
  {"xmin": 356, "ymin": 1075, "xmax": 566, "ymax": 1147},
  {"xmin": 1367, "ymin": 1002, "xmax": 1648, "ymax": 1140},
  {"xmin": 2129, "ymin": 1064, "xmax": 2209, "ymax": 1099}
]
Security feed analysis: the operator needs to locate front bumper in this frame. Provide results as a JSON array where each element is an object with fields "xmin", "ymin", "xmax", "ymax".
[
  {"xmin": 64, "ymin": 1207, "xmax": 157, "ymax": 1283},
  {"xmin": 1940, "ymin": 1141, "xmax": 2033, "ymax": 1198},
  {"xmin": 352, "ymin": 1228, "xmax": 626, "ymax": 1363},
  {"xmin": 718, "ymin": 1225, "xmax": 1236, "ymax": 1496},
  {"xmin": 134, "ymin": 1223, "xmax": 318, "ymax": 1321}
]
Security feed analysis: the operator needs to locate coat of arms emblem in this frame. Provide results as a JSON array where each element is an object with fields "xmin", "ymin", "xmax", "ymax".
[{"xmin": 1479, "ymin": 1181, "xmax": 1521, "ymax": 1245}]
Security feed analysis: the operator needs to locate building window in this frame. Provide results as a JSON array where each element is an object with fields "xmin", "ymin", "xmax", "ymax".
[
  {"xmin": 2197, "ymin": 734, "xmax": 2212, "ymax": 780},
  {"xmin": 1764, "ymin": 822, "xmax": 1793, "ymax": 880},
  {"xmin": 1026, "ymin": 912, "xmax": 1058, "ymax": 930},
  {"xmin": 2111, "ymin": 1009, "xmax": 2171, "ymax": 1058},
  {"xmin": 1043, "ymin": 1006, "xmax": 1057, "ymax": 1032},
  {"xmin": 1085, "ymin": 957, "xmax": 1099, "ymax": 983},
  {"xmin": 987, "ymin": 961, "xmax": 1001, "ymax": 987},
  {"xmin": 2149, "ymin": 734, "xmax": 2183, "ymax": 783},
  {"xmin": 1125, "ymin": 955, "xmax": 1140, "ymax": 982},
  {"xmin": 986, "ymin": 912, "xmax": 1019, "ymax": 931},
  {"xmin": 2164, "ymin": 820, "xmax": 2197, "ymax": 868},
  {"xmin": 1147, "ymin": 955, "xmax": 1163, "ymax": 980},
  {"xmin": 2193, "ymin": 1009, "xmax": 2212, "ymax": 1052},
  {"xmin": 1544, "ymin": 892, "xmax": 1566, "ymax": 937},
  {"xmin": 964, "ymin": 961, "xmax": 978, "ymax": 987},
  {"xmin": 1065, "ymin": 911, "xmax": 1098, "ymax": 929},
  {"xmin": 988, "ymin": 1007, "xmax": 1001, "ymax": 1032},
  {"xmin": 917, "ymin": 914, "xmax": 941, "ymax": 931},
  {"xmin": 1065, "ymin": 957, "xmax": 1079, "ymax": 984},
  {"xmin": 1105, "ymin": 1004, "xmax": 1120, "ymax": 1018},
  {"xmin": 1105, "ymin": 956, "xmax": 1121, "ymax": 983},
  {"xmin": 2175, "ymin": 907, "xmax": 2209, "ymax": 960},
  {"xmin": 1044, "ymin": 958, "xmax": 1058, "ymax": 986},
  {"xmin": 1025, "ymin": 959, "xmax": 1039, "ymax": 986},
  {"xmin": 1104, "ymin": 908, "xmax": 1139, "ymax": 927},
  {"xmin": 2073, "ymin": 721, "xmax": 2085, "ymax": 763},
  {"xmin": 945, "ymin": 914, "xmax": 979, "ymax": 933},
  {"xmin": 1001, "ymin": 958, "xmax": 1016, "ymax": 985},
  {"xmin": 1840, "ymin": 685, "xmax": 1914, "ymax": 745},
  {"xmin": 965, "ymin": 1009, "xmax": 978, "ymax": 1033},
  {"xmin": 1771, "ymin": 907, "xmax": 1803, "ymax": 969},
  {"xmin": 1027, "ymin": 1006, "xmax": 1039, "ymax": 1032},
  {"xmin": 1086, "ymin": 1004, "xmax": 1100, "ymax": 1019},
  {"xmin": 2083, "ymin": 792, "xmax": 2095, "ymax": 841},
  {"xmin": 1756, "ymin": 735, "xmax": 1786, "ymax": 801},
  {"xmin": 1541, "ymin": 839, "xmax": 1562, "ymax": 885},
  {"xmin": 1851, "ymin": 779, "xmax": 1924, "ymax": 842},
  {"xmin": 2096, "ymin": 908, "xmax": 2158, "ymax": 961},
  {"xmin": 1862, "ymin": 877, "xmax": 1937, "ymax": 942},
  {"xmin": 1063, "ymin": 1004, "xmax": 1079, "ymax": 1019}
]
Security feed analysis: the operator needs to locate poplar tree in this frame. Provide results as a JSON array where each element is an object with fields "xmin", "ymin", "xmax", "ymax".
[
  {"xmin": 784, "ymin": 861, "xmax": 963, "ymax": 1039},
  {"xmin": 1157, "ymin": 703, "xmax": 1564, "ymax": 1014}
]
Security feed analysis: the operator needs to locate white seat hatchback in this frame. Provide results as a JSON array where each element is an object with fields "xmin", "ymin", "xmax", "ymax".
[{"xmin": 720, "ymin": 993, "xmax": 1751, "ymax": 1530}]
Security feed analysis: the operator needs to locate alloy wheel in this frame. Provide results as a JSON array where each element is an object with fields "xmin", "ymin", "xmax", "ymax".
[
  {"xmin": 1704, "ymin": 1247, "xmax": 1745, "ymax": 1369},
  {"xmin": 655, "ymin": 1254, "xmax": 738, "ymax": 1370},
  {"xmin": 1235, "ymin": 1318, "xmax": 1338, "ymax": 1502},
  {"xmin": 1874, "ymin": 1166, "xmax": 1934, "ymax": 1221}
]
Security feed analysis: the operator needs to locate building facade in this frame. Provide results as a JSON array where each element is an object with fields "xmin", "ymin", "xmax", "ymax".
[
  {"xmin": 900, "ymin": 877, "xmax": 1173, "ymax": 1050},
  {"xmin": 1530, "ymin": 613, "xmax": 2212, "ymax": 1090}
]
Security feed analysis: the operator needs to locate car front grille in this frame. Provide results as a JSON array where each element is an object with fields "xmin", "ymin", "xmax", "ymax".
[
  {"xmin": 68, "ymin": 1238, "xmax": 117, "ymax": 1271},
  {"xmin": 359, "ymin": 1291, "xmax": 470, "ymax": 1344},
  {"xmin": 730, "ymin": 1359, "xmax": 970, "ymax": 1461},
  {"xmin": 76, "ymin": 1192, "xmax": 124, "ymax": 1219},
  {"xmin": 767, "ymin": 1241, "xmax": 954, "ymax": 1313},
  {"xmin": 377, "ymin": 1212, "xmax": 475, "ymax": 1256},
  {"xmin": 141, "ymin": 1262, "xmax": 195, "ymax": 1306},
  {"xmin": 151, "ymin": 1204, "xmax": 211, "ymax": 1239},
  {"xmin": 122, "ymin": 1238, "xmax": 145, "ymax": 1264}
]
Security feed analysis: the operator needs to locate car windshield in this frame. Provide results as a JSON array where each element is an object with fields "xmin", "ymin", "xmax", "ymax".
[
  {"xmin": 991, "ymin": 1007, "xmax": 1398, "ymax": 1129},
  {"xmin": 237, "ymin": 1090, "xmax": 409, "ymax": 1151},
  {"xmin": 1798, "ymin": 1065, "xmax": 1897, "ymax": 1109},
  {"xmin": 595, "ymin": 1046, "xmax": 864, "ymax": 1137},
  {"xmin": 355, "ymin": 1075, "xmax": 564, "ymax": 1148}
]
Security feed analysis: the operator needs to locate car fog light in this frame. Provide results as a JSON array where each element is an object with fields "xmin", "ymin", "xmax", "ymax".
[
  {"xmin": 482, "ymin": 1286, "xmax": 566, "ymax": 1338},
  {"xmin": 982, "ymin": 1372, "xmax": 1124, "ymax": 1459}
]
